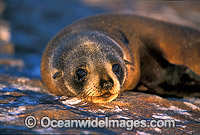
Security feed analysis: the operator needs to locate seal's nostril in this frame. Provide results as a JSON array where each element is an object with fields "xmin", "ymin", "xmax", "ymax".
[
  {"xmin": 100, "ymin": 78, "xmax": 114, "ymax": 90},
  {"xmin": 103, "ymin": 82, "xmax": 113, "ymax": 90}
]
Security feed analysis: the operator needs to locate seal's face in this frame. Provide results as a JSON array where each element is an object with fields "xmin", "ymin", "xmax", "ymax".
[{"xmin": 52, "ymin": 32, "xmax": 128, "ymax": 103}]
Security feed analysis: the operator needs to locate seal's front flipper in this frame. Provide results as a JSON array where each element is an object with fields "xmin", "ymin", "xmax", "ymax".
[
  {"xmin": 139, "ymin": 43, "xmax": 200, "ymax": 97},
  {"xmin": 145, "ymin": 64, "xmax": 200, "ymax": 97},
  {"xmin": 160, "ymin": 65, "xmax": 200, "ymax": 97}
]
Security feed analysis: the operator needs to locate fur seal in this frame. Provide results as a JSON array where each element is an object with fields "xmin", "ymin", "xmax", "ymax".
[{"xmin": 41, "ymin": 13, "xmax": 200, "ymax": 103}]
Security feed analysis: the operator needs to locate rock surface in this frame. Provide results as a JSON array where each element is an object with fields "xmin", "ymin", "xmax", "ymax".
[
  {"xmin": 0, "ymin": 74, "xmax": 199, "ymax": 134},
  {"xmin": 0, "ymin": 0, "xmax": 199, "ymax": 134}
]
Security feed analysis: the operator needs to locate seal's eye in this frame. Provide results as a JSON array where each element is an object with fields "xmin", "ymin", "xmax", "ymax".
[
  {"xmin": 112, "ymin": 64, "xmax": 121, "ymax": 75},
  {"xmin": 75, "ymin": 68, "xmax": 87, "ymax": 82}
]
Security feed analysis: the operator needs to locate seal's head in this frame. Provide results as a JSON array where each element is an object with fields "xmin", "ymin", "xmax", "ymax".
[{"xmin": 42, "ymin": 32, "xmax": 131, "ymax": 103}]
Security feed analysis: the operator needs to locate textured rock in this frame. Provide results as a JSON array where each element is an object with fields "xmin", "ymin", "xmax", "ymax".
[{"xmin": 0, "ymin": 74, "xmax": 199, "ymax": 134}]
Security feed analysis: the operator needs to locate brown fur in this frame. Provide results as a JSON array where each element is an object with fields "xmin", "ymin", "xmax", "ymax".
[{"xmin": 41, "ymin": 13, "xmax": 200, "ymax": 102}]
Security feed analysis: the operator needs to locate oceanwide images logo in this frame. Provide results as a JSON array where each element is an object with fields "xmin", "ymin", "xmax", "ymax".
[{"xmin": 24, "ymin": 116, "xmax": 176, "ymax": 130}]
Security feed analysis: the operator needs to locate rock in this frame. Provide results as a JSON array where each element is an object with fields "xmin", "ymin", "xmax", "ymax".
[
  {"xmin": 82, "ymin": 0, "xmax": 200, "ymax": 30},
  {"xmin": 0, "ymin": 58, "xmax": 24, "ymax": 68},
  {"xmin": 0, "ymin": 41, "xmax": 14, "ymax": 55},
  {"xmin": 0, "ymin": 74, "xmax": 199, "ymax": 134},
  {"xmin": 0, "ymin": 20, "xmax": 11, "ymax": 42}
]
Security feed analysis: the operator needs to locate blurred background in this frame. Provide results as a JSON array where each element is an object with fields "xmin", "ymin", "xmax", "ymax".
[{"xmin": 0, "ymin": 0, "xmax": 200, "ymax": 79}]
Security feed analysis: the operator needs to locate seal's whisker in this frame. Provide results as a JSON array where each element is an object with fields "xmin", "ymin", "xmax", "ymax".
[{"xmin": 82, "ymin": 88, "xmax": 93, "ymax": 99}]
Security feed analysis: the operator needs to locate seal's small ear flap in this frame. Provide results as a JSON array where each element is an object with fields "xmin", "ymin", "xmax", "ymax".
[
  {"xmin": 52, "ymin": 71, "xmax": 63, "ymax": 79},
  {"xmin": 124, "ymin": 60, "xmax": 132, "ymax": 66}
]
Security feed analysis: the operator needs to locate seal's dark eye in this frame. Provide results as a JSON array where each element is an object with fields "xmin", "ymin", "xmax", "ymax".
[
  {"xmin": 75, "ymin": 68, "xmax": 87, "ymax": 82},
  {"xmin": 112, "ymin": 64, "xmax": 121, "ymax": 75}
]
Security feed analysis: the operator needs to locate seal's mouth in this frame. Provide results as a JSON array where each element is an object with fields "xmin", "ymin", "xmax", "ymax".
[
  {"xmin": 87, "ymin": 92, "xmax": 119, "ymax": 103},
  {"xmin": 97, "ymin": 92, "xmax": 113, "ymax": 98}
]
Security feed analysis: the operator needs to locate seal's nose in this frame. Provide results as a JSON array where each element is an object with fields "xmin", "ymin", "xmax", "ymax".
[
  {"xmin": 103, "ymin": 81, "xmax": 113, "ymax": 90},
  {"xmin": 100, "ymin": 78, "xmax": 114, "ymax": 90}
]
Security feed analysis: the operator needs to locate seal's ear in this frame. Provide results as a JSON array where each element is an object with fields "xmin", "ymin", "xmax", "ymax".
[
  {"xmin": 124, "ymin": 60, "xmax": 134, "ymax": 70},
  {"xmin": 124, "ymin": 60, "xmax": 132, "ymax": 66},
  {"xmin": 52, "ymin": 71, "xmax": 63, "ymax": 79}
]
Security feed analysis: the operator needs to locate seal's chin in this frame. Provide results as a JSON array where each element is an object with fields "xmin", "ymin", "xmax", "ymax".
[{"xmin": 87, "ymin": 92, "xmax": 119, "ymax": 103}]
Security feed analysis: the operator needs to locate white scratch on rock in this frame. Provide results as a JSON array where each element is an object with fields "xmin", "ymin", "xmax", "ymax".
[
  {"xmin": 152, "ymin": 113, "xmax": 181, "ymax": 122},
  {"xmin": 97, "ymin": 109, "xmax": 105, "ymax": 113},
  {"xmin": 12, "ymin": 83, "xmax": 41, "ymax": 91},
  {"xmin": 17, "ymin": 77, "xmax": 30, "ymax": 82},
  {"xmin": 8, "ymin": 106, "xmax": 26, "ymax": 115},
  {"xmin": 136, "ymin": 131, "xmax": 151, "ymax": 135},
  {"xmin": 184, "ymin": 102, "xmax": 200, "ymax": 111},
  {"xmin": 0, "ymin": 106, "xmax": 25, "ymax": 121},
  {"xmin": 153, "ymin": 104, "xmax": 191, "ymax": 116},
  {"xmin": 176, "ymin": 125, "xmax": 186, "ymax": 128},
  {"xmin": 34, "ymin": 127, "xmax": 56, "ymax": 134},
  {"xmin": 1, "ymin": 92, "xmax": 11, "ymax": 95},
  {"xmin": 81, "ymin": 131, "xmax": 92, "ymax": 134},
  {"xmin": 111, "ymin": 106, "xmax": 123, "ymax": 112},
  {"xmin": 115, "ymin": 115, "xmax": 130, "ymax": 119},
  {"xmin": 0, "ymin": 114, "xmax": 16, "ymax": 121},
  {"xmin": 154, "ymin": 95, "xmax": 163, "ymax": 100},
  {"xmin": 187, "ymin": 131, "xmax": 195, "ymax": 134},
  {"xmin": 0, "ymin": 84, "xmax": 6, "ymax": 89},
  {"xmin": 62, "ymin": 97, "xmax": 82, "ymax": 105},
  {"xmin": 154, "ymin": 128, "xmax": 162, "ymax": 133},
  {"xmin": 82, "ymin": 103, "xmax": 88, "ymax": 106},
  {"xmin": 88, "ymin": 109, "xmax": 105, "ymax": 113}
]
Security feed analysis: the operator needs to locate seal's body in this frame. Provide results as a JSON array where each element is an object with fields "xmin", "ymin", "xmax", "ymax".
[{"xmin": 41, "ymin": 14, "xmax": 200, "ymax": 103}]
